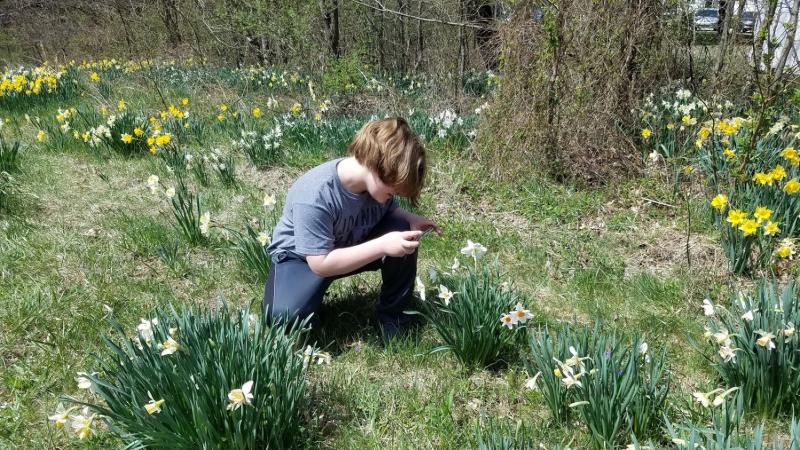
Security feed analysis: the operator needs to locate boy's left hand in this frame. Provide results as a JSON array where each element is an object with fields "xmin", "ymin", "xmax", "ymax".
[{"xmin": 408, "ymin": 215, "xmax": 443, "ymax": 237}]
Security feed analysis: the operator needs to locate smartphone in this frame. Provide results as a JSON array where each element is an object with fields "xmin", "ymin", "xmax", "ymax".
[{"xmin": 415, "ymin": 228, "xmax": 435, "ymax": 242}]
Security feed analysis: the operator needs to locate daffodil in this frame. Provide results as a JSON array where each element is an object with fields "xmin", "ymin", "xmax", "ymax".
[
  {"xmin": 118, "ymin": 98, "xmax": 126, "ymax": 111},
  {"xmin": 121, "ymin": 133, "xmax": 133, "ymax": 143},
  {"xmin": 764, "ymin": 221, "xmax": 780, "ymax": 236},
  {"xmin": 263, "ymin": 193, "xmax": 277, "ymax": 209},
  {"xmin": 437, "ymin": 285, "xmax": 455, "ymax": 306},
  {"xmin": 568, "ymin": 401, "xmax": 590, "ymax": 408},
  {"xmin": 776, "ymin": 239, "xmax": 796, "ymax": 259},
  {"xmin": 702, "ymin": 298, "xmax": 715, "ymax": 316},
  {"xmin": 712, "ymin": 329, "xmax": 729, "ymax": 344},
  {"xmin": 75, "ymin": 372, "xmax": 98, "ymax": 391},
  {"xmin": 137, "ymin": 317, "xmax": 158, "ymax": 343},
  {"xmin": 144, "ymin": 392, "xmax": 165, "ymax": 415},
  {"xmin": 159, "ymin": 337, "xmax": 180, "ymax": 356},
  {"xmin": 564, "ymin": 346, "xmax": 590, "ymax": 371},
  {"xmin": 510, "ymin": 303, "xmax": 533, "ymax": 324},
  {"xmin": 692, "ymin": 389, "xmax": 722, "ymax": 408},
  {"xmin": 133, "ymin": 127, "xmax": 143, "ymax": 136},
  {"xmin": 723, "ymin": 148, "xmax": 735, "ymax": 158},
  {"xmin": 754, "ymin": 207, "xmax": 772, "ymax": 223},
  {"xmin": 753, "ymin": 172, "xmax": 774, "ymax": 185},
  {"xmin": 199, "ymin": 211, "xmax": 211, "ymax": 236},
  {"xmin": 460, "ymin": 240, "xmax": 487, "ymax": 261},
  {"xmin": 710, "ymin": 194, "xmax": 728, "ymax": 211},
  {"xmin": 36, "ymin": 130, "xmax": 46, "ymax": 142},
  {"xmin": 524, "ymin": 371, "xmax": 541, "ymax": 390},
  {"xmin": 257, "ymin": 231, "xmax": 270, "ymax": 247},
  {"xmin": 719, "ymin": 344, "xmax": 737, "ymax": 362},
  {"xmin": 755, "ymin": 330, "xmax": 776, "ymax": 350},
  {"xmin": 48, "ymin": 403, "xmax": 74, "ymax": 428},
  {"xmin": 252, "ymin": 107, "xmax": 262, "ymax": 118},
  {"xmin": 712, "ymin": 387, "xmax": 739, "ymax": 406},
  {"xmin": 785, "ymin": 178, "xmax": 800, "ymax": 194},
  {"xmin": 451, "ymin": 257, "xmax": 460, "ymax": 271},
  {"xmin": 227, "ymin": 380, "xmax": 254, "ymax": 411},
  {"xmin": 147, "ymin": 175, "xmax": 159, "ymax": 194},
  {"xmin": 741, "ymin": 309, "xmax": 755, "ymax": 321},
  {"xmin": 70, "ymin": 407, "xmax": 95, "ymax": 439},
  {"xmin": 165, "ymin": 187, "xmax": 175, "ymax": 199},
  {"xmin": 500, "ymin": 313, "xmax": 514, "ymax": 329},
  {"xmin": 771, "ymin": 165, "xmax": 787, "ymax": 181},
  {"xmin": 739, "ymin": 219, "xmax": 759, "ymax": 236},
  {"xmin": 726, "ymin": 209, "xmax": 747, "ymax": 226},
  {"xmin": 415, "ymin": 276, "xmax": 426, "ymax": 301},
  {"xmin": 641, "ymin": 128, "xmax": 651, "ymax": 139}
]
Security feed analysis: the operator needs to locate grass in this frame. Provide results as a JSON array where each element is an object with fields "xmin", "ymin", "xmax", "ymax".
[{"xmin": 0, "ymin": 70, "xmax": 795, "ymax": 449}]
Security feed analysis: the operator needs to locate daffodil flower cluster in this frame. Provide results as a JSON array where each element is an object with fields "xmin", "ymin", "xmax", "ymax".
[
  {"xmin": 499, "ymin": 303, "xmax": 533, "ymax": 329},
  {"xmin": 48, "ymin": 405, "xmax": 99, "ymax": 440}
]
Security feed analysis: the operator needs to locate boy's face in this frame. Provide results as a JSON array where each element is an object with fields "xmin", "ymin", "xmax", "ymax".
[{"xmin": 365, "ymin": 171, "xmax": 396, "ymax": 204}]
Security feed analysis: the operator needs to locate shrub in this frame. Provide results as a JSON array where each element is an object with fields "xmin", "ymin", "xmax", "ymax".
[
  {"xmin": 59, "ymin": 306, "xmax": 309, "ymax": 449},
  {"xmin": 233, "ymin": 127, "xmax": 282, "ymax": 169},
  {"xmin": 526, "ymin": 325, "xmax": 669, "ymax": 447},
  {"xmin": 698, "ymin": 280, "xmax": 800, "ymax": 416}
]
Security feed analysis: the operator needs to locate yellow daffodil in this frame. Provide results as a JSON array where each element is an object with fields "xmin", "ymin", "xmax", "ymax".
[
  {"xmin": 219, "ymin": 103, "xmax": 228, "ymax": 112},
  {"xmin": 36, "ymin": 130, "xmax": 46, "ymax": 142},
  {"xmin": 121, "ymin": 133, "xmax": 133, "ymax": 144},
  {"xmin": 641, "ymin": 128, "xmax": 652, "ymax": 139},
  {"xmin": 784, "ymin": 323, "xmax": 795, "ymax": 338},
  {"xmin": 182, "ymin": 97, "xmax": 189, "ymax": 106},
  {"xmin": 290, "ymin": 103, "xmax": 302, "ymax": 115},
  {"xmin": 216, "ymin": 114, "xmax": 225, "ymax": 121},
  {"xmin": 710, "ymin": 194, "xmax": 728, "ymax": 211},
  {"xmin": 753, "ymin": 172, "xmax": 774, "ymax": 185},
  {"xmin": 739, "ymin": 219, "xmax": 759, "ymax": 236},
  {"xmin": 89, "ymin": 72, "xmax": 100, "ymax": 82},
  {"xmin": 775, "ymin": 241, "xmax": 794, "ymax": 258},
  {"xmin": 726, "ymin": 209, "xmax": 748, "ymax": 226},
  {"xmin": 683, "ymin": 165, "xmax": 694, "ymax": 175},
  {"xmin": 723, "ymin": 148, "xmax": 735, "ymax": 159},
  {"xmin": 782, "ymin": 147, "xmax": 798, "ymax": 160},
  {"xmin": 666, "ymin": 122, "xmax": 675, "ymax": 130},
  {"xmin": 754, "ymin": 207, "xmax": 772, "ymax": 223},
  {"xmin": 682, "ymin": 115, "xmax": 697, "ymax": 126},
  {"xmin": 154, "ymin": 133, "xmax": 171, "ymax": 147},
  {"xmin": 771, "ymin": 165, "xmax": 787, "ymax": 181},
  {"xmin": 712, "ymin": 387, "xmax": 740, "ymax": 406},
  {"xmin": 118, "ymin": 99, "xmax": 126, "ymax": 111},
  {"xmin": 252, "ymin": 107, "xmax": 262, "ymax": 118},
  {"xmin": 692, "ymin": 389, "xmax": 722, "ymax": 408},
  {"xmin": 784, "ymin": 178, "xmax": 800, "ymax": 194},
  {"xmin": 133, "ymin": 127, "xmax": 143, "ymax": 136},
  {"xmin": 764, "ymin": 221, "xmax": 780, "ymax": 236},
  {"xmin": 144, "ymin": 392, "xmax": 165, "ymax": 415},
  {"xmin": 553, "ymin": 367, "xmax": 562, "ymax": 378}
]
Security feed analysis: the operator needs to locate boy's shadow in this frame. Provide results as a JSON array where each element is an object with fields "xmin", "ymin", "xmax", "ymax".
[{"xmin": 309, "ymin": 284, "xmax": 423, "ymax": 354}]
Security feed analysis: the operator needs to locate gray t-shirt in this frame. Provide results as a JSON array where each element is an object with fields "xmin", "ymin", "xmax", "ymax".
[{"xmin": 269, "ymin": 158, "xmax": 398, "ymax": 257}]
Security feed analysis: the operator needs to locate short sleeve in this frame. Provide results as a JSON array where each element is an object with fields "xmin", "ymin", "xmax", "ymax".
[{"xmin": 292, "ymin": 202, "xmax": 334, "ymax": 256}]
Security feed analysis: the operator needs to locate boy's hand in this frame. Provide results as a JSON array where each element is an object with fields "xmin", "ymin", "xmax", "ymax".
[
  {"xmin": 381, "ymin": 231, "xmax": 422, "ymax": 257},
  {"xmin": 403, "ymin": 213, "xmax": 443, "ymax": 237}
]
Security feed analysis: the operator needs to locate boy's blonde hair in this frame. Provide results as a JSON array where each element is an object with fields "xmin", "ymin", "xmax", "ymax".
[{"xmin": 348, "ymin": 117, "xmax": 426, "ymax": 206}]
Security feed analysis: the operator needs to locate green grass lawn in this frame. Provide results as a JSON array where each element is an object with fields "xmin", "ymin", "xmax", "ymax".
[{"xmin": 0, "ymin": 69, "xmax": 793, "ymax": 449}]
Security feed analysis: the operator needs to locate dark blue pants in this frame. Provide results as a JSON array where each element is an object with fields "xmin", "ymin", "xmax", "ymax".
[{"xmin": 262, "ymin": 213, "xmax": 417, "ymax": 329}]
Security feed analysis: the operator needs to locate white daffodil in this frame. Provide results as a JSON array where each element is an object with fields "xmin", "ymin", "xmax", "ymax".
[
  {"xmin": 639, "ymin": 342, "xmax": 649, "ymax": 355},
  {"xmin": 648, "ymin": 150, "xmax": 661, "ymax": 164},
  {"xmin": 755, "ymin": 330, "xmax": 776, "ymax": 350},
  {"xmin": 785, "ymin": 323, "xmax": 796, "ymax": 338},
  {"xmin": 565, "ymin": 346, "xmax": 590, "ymax": 370},
  {"xmin": 147, "ymin": 175, "xmax": 159, "ymax": 194},
  {"xmin": 257, "ymin": 231, "xmax": 270, "ymax": 247},
  {"xmin": 137, "ymin": 317, "xmax": 158, "ymax": 344},
  {"xmin": 48, "ymin": 403, "xmax": 74, "ymax": 428},
  {"xmin": 718, "ymin": 344, "xmax": 737, "ymax": 363},
  {"xmin": 75, "ymin": 372, "xmax": 98, "ymax": 391},
  {"xmin": 263, "ymin": 193, "xmax": 277, "ymax": 210},
  {"xmin": 712, "ymin": 329, "xmax": 730, "ymax": 345},
  {"xmin": 712, "ymin": 387, "xmax": 739, "ymax": 407},
  {"xmin": 159, "ymin": 337, "xmax": 180, "ymax": 356},
  {"xmin": 415, "ymin": 276, "xmax": 426, "ymax": 301},
  {"xmin": 692, "ymin": 389, "xmax": 722, "ymax": 408},
  {"xmin": 510, "ymin": 303, "xmax": 533, "ymax": 324},
  {"xmin": 199, "ymin": 211, "xmax": 211, "ymax": 236},
  {"xmin": 741, "ymin": 309, "xmax": 755, "ymax": 322},
  {"xmin": 451, "ymin": 257, "xmax": 460, "ymax": 272},
  {"xmin": 524, "ymin": 372, "xmax": 541, "ymax": 391},
  {"xmin": 500, "ymin": 314, "xmax": 515, "ymax": 329},
  {"xmin": 70, "ymin": 407, "xmax": 95, "ymax": 439},
  {"xmin": 568, "ymin": 401, "xmax": 590, "ymax": 408},
  {"xmin": 227, "ymin": 380, "xmax": 254, "ymax": 411},
  {"xmin": 460, "ymin": 240, "xmax": 487, "ymax": 261},
  {"xmin": 438, "ymin": 285, "xmax": 455, "ymax": 306},
  {"xmin": 165, "ymin": 186, "xmax": 175, "ymax": 199},
  {"xmin": 702, "ymin": 298, "xmax": 715, "ymax": 317},
  {"xmin": 144, "ymin": 392, "xmax": 165, "ymax": 415},
  {"xmin": 561, "ymin": 373, "xmax": 583, "ymax": 389},
  {"xmin": 703, "ymin": 327, "xmax": 713, "ymax": 340}
]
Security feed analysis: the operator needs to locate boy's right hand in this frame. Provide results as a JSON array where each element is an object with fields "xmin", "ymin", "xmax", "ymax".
[{"xmin": 381, "ymin": 231, "xmax": 422, "ymax": 257}]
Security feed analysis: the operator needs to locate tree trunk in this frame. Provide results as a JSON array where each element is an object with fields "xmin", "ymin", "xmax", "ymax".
[
  {"xmin": 318, "ymin": 0, "xmax": 340, "ymax": 58},
  {"xmin": 114, "ymin": 0, "xmax": 134, "ymax": 57},
  {"xmin": 399, "ymin": 0, "xmax": 408, "ymax": 72},
  {"xmin": 773, "ymin": 0, "xmax": 800, "ymax": 83},
  {"xmin": 458, "ymin": 0, "xmax": 467, "ymax": 93},
  {"xmin": 753, "ymin": 0, "xmax": 779, "ymax": 78},
  {"xmin": 715, "ymin": 0, "xmax": 736, "ymax": 73},
  {"xmin": 161, "ymin": 0, "xmax": 182, "ymax": 47},
  {"xmin": 414, "ymin": 0, "xmax": 424, "ymax": 71}
]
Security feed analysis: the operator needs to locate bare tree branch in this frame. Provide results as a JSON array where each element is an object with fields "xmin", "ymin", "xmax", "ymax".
[{"xmin": 349, "ymin": 0, "xmax": 492, "ymax": 30}]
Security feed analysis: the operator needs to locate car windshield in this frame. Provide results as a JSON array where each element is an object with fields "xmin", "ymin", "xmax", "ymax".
[
  {"xmin": 697, "ymin": 9, "xmax": 718, "ymax": 17},
  {"xmin": 742, "ymin": 12, "xmax": 755, "ymax": 19}
]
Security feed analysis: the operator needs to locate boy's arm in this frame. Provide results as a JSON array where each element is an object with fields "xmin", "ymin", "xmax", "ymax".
[{"xmin": 307, "ymin": 230, "xmax": 422, "ymax": 278}]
